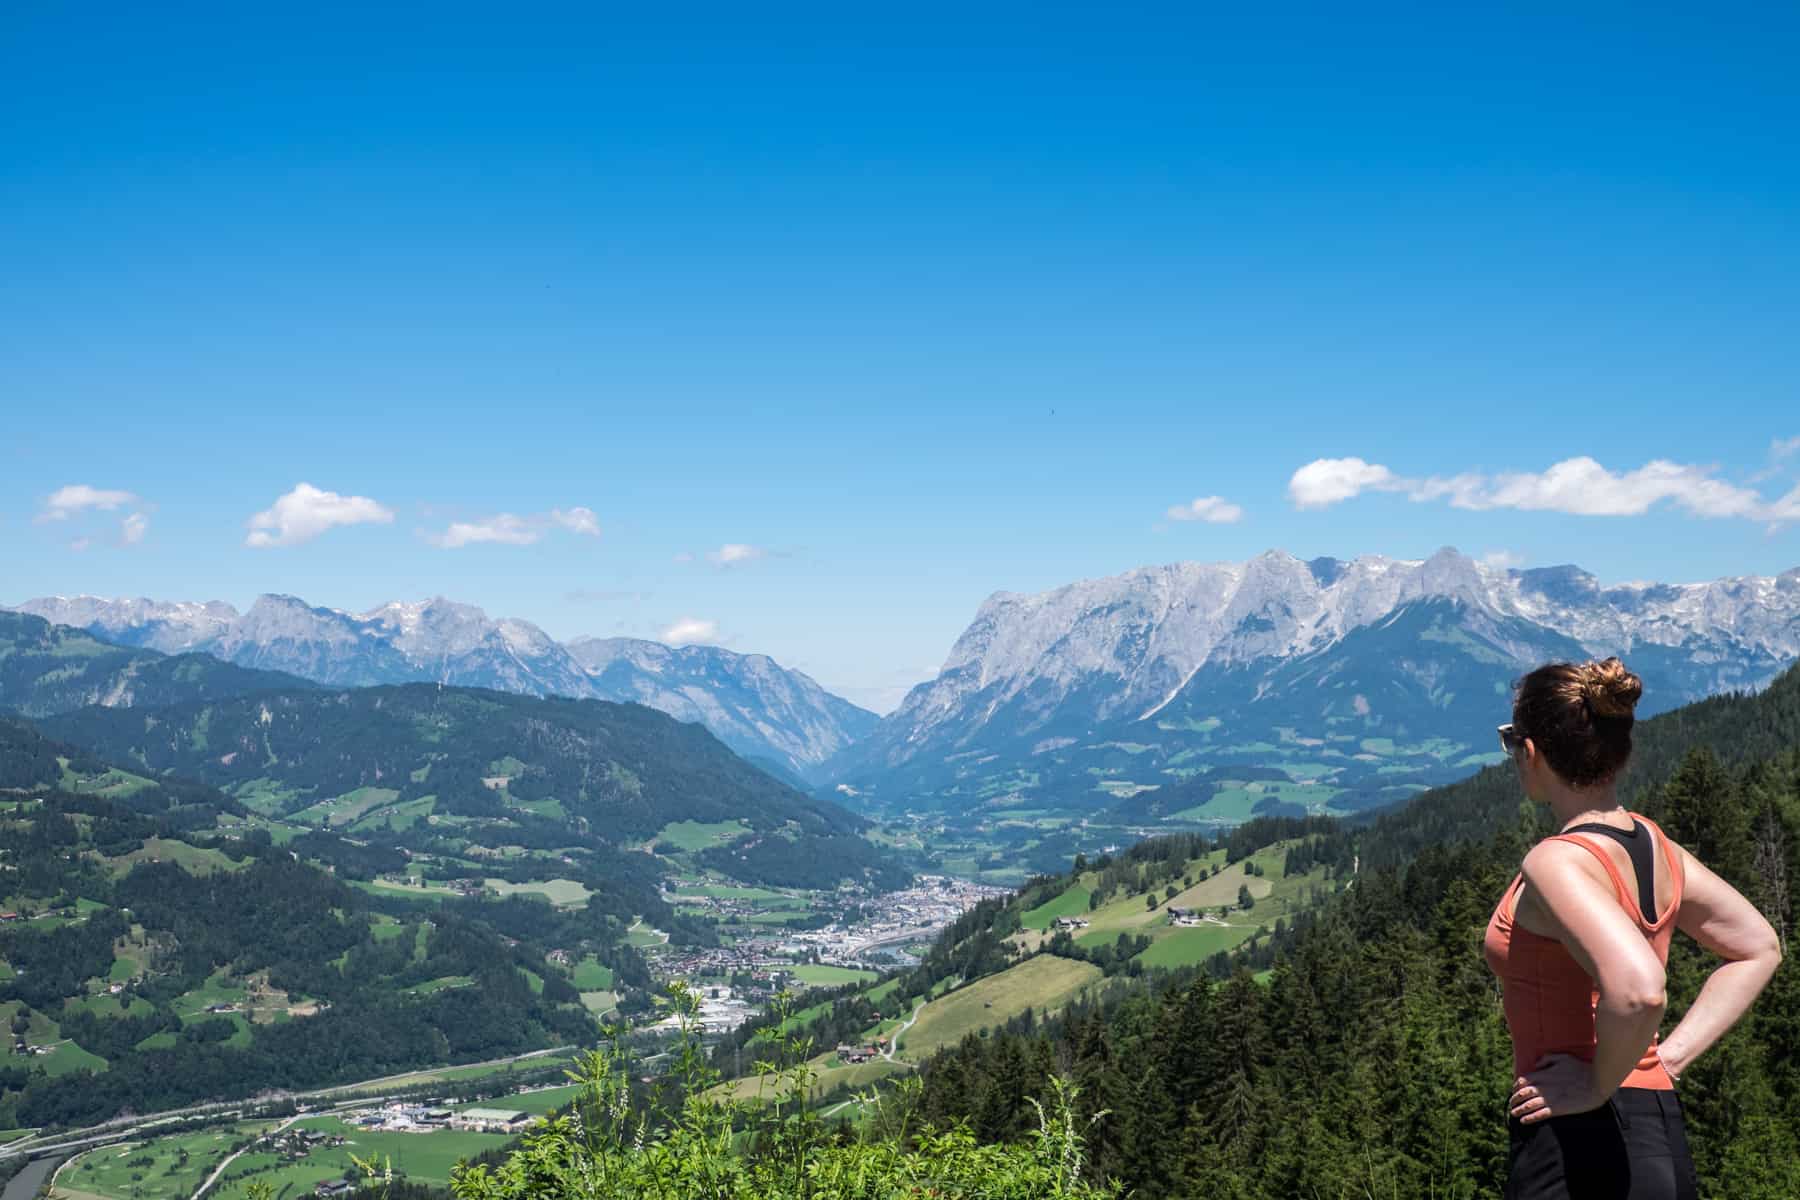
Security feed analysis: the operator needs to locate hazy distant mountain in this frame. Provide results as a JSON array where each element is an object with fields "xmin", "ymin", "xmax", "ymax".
[
  {"xmin": 0, "ymin": 610, "xmax": 317, "ymax": 716},
  {"xmin": 827, "ymin": 548, "xmax": 1800, "ymax": 817},
  {"xmin": 566, "ymin": 637, "xmax": 879, "ymax": 779},
  {"xmin": 12, "ymin": 594, "xmax": 875, "ymax": 776}
]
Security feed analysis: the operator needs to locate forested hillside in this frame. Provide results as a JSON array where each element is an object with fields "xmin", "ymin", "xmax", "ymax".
[
  {"xmin": 0, "ymin": 719, "xmax": 636, "ymax": 1129},
  {"xmin": 897, "ymin": 666, "xmax": 1800, "ymax": 1198},
  {"xmin": 0, "ymin": 611, "xmax": 314, "ymax": 717},
  {"xmin": 36, "ymin": 682, "xmax": 907, "ymax": 890}
]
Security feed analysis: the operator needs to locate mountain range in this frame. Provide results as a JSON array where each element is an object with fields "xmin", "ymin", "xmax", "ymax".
[
  {"xmin": 16, "ymin": 548, "xmax": 1800, "ymax": 826},
  {"xmin": 827, "ymin": 548, "xmax": 1800, "ymax": 817},
  {"xmin": 11, "ymin": 594, "xmax": 876, "ymax": 778}
]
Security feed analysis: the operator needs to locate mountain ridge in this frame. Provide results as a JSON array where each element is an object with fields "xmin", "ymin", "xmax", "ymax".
[
  {"xmin": 830, "ymin": 548, "xmax": 1800, "ymax": 814},
  {"xmin": 11, "ymin": 593, "xmax": 876, "ymax": 777}
]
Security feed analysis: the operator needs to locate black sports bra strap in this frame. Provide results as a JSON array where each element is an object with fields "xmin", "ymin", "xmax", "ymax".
[{"xmin": 1566, "ymin": 820, "xmax": 1658, "ymax": 924}]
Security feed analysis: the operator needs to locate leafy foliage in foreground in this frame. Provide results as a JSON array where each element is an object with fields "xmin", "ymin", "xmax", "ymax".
[{"xmin": 441, "ymin": 987, "xmax": 1117, "ymax": 1200}]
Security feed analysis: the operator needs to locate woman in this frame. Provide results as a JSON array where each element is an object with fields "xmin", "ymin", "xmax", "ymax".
[{"xmin": 1484, "ymin": 657, "xmax": 1782, "ymax": 1198}]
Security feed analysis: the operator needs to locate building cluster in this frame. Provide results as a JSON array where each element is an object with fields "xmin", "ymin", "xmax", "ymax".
[
  {"xmin": 343, "ymin": 1101, "xmax": 534, "ymax": 1134},
  {"xmin": 651, "ymin": 984, "xmax": 756, "ymax": 1035},
  {"xmin": 785, "ymin": 876, "xmax": 1010, "ymax": 965},
  {"xmin": 345, "ymin": 1101, "xmax": 454, "ymax": 1132},
  {"xmin": 638, "ymin": 876, "xmax": 1011, "ymax": 1040},
  {"xmin": 834, "ymin": 1042, "xmax": 885, "ymax": 1065},
  {"xmin": 257, "ymin": 1126, "xmax": 348, "ymax": 1159},
  {"xmin": 1052, "ymin": 916, "xmax": 1090, "ymax": 931}
]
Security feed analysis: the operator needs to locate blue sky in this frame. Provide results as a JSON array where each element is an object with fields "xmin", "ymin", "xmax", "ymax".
[{"xmin": 3, "ymin": 2, "xmax": 1797, "ymax": 711}]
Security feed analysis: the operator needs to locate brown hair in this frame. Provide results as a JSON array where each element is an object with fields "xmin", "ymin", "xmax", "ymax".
[{"xmin": 1511, "ymin": 657, "xmax": 1644, "ymax": 788}]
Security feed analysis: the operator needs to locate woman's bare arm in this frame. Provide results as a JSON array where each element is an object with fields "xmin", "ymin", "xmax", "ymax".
[{"xmin": 1657, "ymin": 847, "xmax": 1782, "ymax": 1080}]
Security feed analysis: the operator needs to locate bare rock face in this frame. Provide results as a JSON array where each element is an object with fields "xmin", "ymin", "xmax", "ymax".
[
  {"xmin": 13, "ymin": 594, "xmax": 875, "ymax": 777},
  {"xmin": 828, "ymin": 549, "xmax": 1800, "ymax": 810}
]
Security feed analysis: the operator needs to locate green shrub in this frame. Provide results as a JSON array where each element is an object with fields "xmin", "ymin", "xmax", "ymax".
[{"xmin": 437, "ymin": 984, "xmax": 1119, "ymax": 1200}]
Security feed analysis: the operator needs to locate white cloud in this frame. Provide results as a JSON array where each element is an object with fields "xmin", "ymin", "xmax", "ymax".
[
  {"xmin": 246, "ymin": 483, "xmax": 395, "ymax": 548},
  {"xmin": 708, "ymin": 543, "xmax": 767, "ymax": 565},
  {"xmin": 425, "ymin": 504, "xmax": 602, "ymax": 549},
  {"xmin": 550, "ymin": 506, "xmax": 600, "ymax": 537},
  {"xmin": 1478, "ymin": 549, "xmax": 1524, "ymax": 570},
  {"xmin": 1773, "ymin": 436, "xmax": 1800, "ymax": 460},
  {"xmin": 1288, "ymin": 458, "xmax": 1404, "ymax": 509},
  {"xmin": 1290, "ymin": 455, "xmax": 1792, "ymax": 523},
  {"xmin": 38, "ymin": 484, "xmax": 151, "ymax": 549},
  {"xmin": 1767, "ymin": 482, "xmax": 1800, "ymax": 524},
  {"xmin": 429, "ymin": 514, "xmax": 542, "ymax": 548},
  {"xmin": 1164, "ymin": 496, "xmax": 1244, "ymax": 524},
  {"xmin": 661, "ymin": 617, "xmax": 718, "ymax": 646},
  {"xmin": 38, "ymin": 484, "xmax": 139, "ymax": 522}
]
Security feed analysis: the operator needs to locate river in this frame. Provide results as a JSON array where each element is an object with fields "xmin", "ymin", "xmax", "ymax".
[{"xmin": 1, "ymin": 1156, "xmax": 62, "ymax": 1200}]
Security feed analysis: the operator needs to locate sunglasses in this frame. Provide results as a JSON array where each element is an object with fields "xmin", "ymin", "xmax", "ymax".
[{"xmin": 1497, "ymin": 724, "xmax": 1529, "ymax": 755}]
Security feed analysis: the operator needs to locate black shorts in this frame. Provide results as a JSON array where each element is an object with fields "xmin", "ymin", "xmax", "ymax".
[{"xmin": 1505, "ymin": 1088, "xmax": 1701, "ymax": 1199}]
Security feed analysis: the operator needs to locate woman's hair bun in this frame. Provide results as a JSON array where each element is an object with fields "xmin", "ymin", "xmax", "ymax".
[{"xmin": 1581, "ymin": 657, "xmax": 1642, "ymax": 719}]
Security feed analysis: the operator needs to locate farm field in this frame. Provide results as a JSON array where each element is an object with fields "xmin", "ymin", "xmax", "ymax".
[
  {"xmin": 1135, "ymin": 923, "xmax": 1256, "ymax": 968},
  {"xmin": 655, "ymin": 820, "xmax": 751, "ymax": 852},
  {"xmin": 568, "ymin": 956, "xmax": 614, "ymax": 989},
  {"xmin": 485, "ymin": 878, "xmax": 591, "ymax": 907},
  {"xmin": 1020, "ymin": 884, "xmax": 1093, "ymax": 930},
  {"xmin": 716, "ymin": 1052, "xmax": 906, "ymax": 1104},
  {"xmin": 353, "ymin": 876, "xmax": 459, "ymax": 899},
  {"xmin": 476, "ymin": 1083, "xmax": 583, "ymax": 1115},
  {"xmin": 289, "ymin": 787, "xmax": 401, "ymax": 828},
  {"xmin": 896, "ymin": 954, "xmax": 1102, "ymax": 1062},
  {"xmin": 54, "ymin": 1123, "xmax": 267, "ymax": 1200},
  {"xmin": 321, "ymin": 1047, "xmax": 581, "ymax": 1095},
  {"xmin": 787, "ymin": 964, "xmax": 876, "ymax": 988},
  {"xmin": 213, "ymin": 1116, "xmax": 509, "ymax": 1196},
  {"xmin": 101, "ymin": 837, "xmax": 242, "ymax": 877}
]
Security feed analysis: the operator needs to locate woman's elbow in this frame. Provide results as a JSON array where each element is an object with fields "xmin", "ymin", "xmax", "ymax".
[
  {"xmin": 1605, "ymin": 967, "xmax": 1667, "ymax": 1016},
  {"xmin": 1752, "ymin": 922, "xmax": 1783, "ymax": 971}
]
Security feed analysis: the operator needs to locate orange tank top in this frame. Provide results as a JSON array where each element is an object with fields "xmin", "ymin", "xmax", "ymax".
[{"xmin": 1482, "ymin": 812, "xmax": 1684, "ymax": 1090}]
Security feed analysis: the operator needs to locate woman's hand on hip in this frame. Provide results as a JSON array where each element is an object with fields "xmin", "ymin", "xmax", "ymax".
[{"xmin": 1510, "ymin": 1053, "xmax": 1609, "ymax": 1125}]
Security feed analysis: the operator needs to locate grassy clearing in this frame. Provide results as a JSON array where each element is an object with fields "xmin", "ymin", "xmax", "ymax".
[
  {"xmin": 899, "ymin": 955, "xmax": 1101, "ymax": 1062},
  {"xmin": 172, "ymin": 970, "xmax": 247, "ymax": 1019},
  {"xmin": 64, "ymin": 993, "xmax": 157, "ymax": 1020},
  {"xmin": 655, "ymin": 819, "xmax": 752, "ymax": 852},
  {"xmin": 289, "ymin": 786, "xmax": 402, "ymax": 828},
  {"xmin": 570, "ymin": 956, "xmax": 614, "ymax": 989},
  {"xmin": 624, "ymin": 921, "xmax": 666, "ymax": 947},
  {"xmin": 485, "ymin": 878, "xmax": 592, "ymax": 907},
  {"xmin": 215, "ymin": 1116, "xmax": 509, "ymax": 1194},
  {"xmin": 56, "ymin": 1124, "xmax": 264, "ymax": 1200},
  {"xmin": 1020, "ymin": 884, "xmax": 1093, "ymax": 930},
  {"xmin": 354, "ymin": 876, "xmax": 459, "ymax": 899},
  {"xmin": 1134, "ymin": 924, "xmax": 1256, "ymax": 968},
  {"xmin": 104, "ymin": 837, "xmax": 241, "ymax": 878},
  {"xmin": 580, "ymin": 990, "xmax": 618, "ymax": 1016},
  {"xmin": 350, "ymin": 795, "xmax": 436, "ymax": 833},
  {"xmin": 716, "ymin": 1053, "xmax": 905, "ymax": 1103},
  {"xmin": 36, "ymin": 1040, "xmax": 109, "ymax": 1076},
  {"xmin": 370, "ymin": 916, "xmax": 410, "ymax": 942},
  {"xmin": 787, "ymin": 964, "xmax": 877, "ymax": 988}
]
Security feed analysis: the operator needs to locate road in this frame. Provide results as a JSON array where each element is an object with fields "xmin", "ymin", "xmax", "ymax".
[
  {"xmin": 882, "ymin": 1002, "xmax": 925, "ymax": 1062},
  {"xmin": 0, "ymin": 1045, "xmax": 577, "ymax": 1171},
  {"xmin": 192, "ymin": 1113, "xmax": 301, "ymax": 1200}
]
